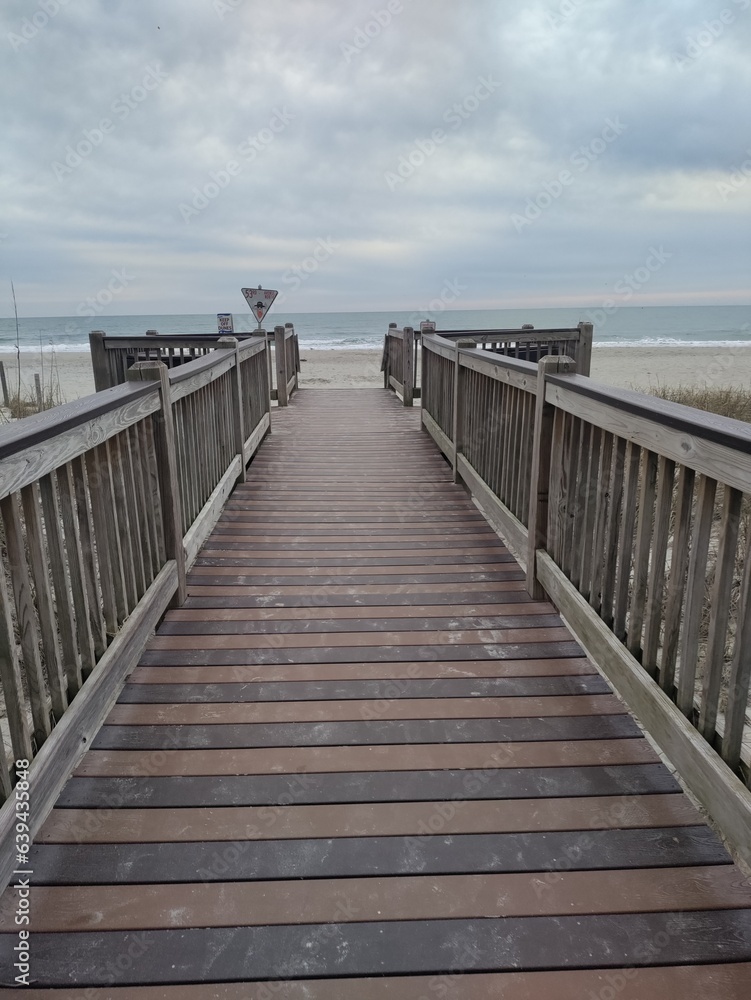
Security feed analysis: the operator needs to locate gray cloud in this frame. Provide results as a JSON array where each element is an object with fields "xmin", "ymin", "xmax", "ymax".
[{"xmin": 1, "ymin": 0, "xmax": 749, "ymax": 315}]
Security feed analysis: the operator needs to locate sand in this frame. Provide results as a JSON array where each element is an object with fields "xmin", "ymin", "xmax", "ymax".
[{"xmin": 3, "ymin": 344, "xmax": 751, "ymax": 407}]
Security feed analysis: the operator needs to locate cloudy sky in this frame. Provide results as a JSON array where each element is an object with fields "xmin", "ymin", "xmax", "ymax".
[{"xmin": 1, "ymin": 0, "xmax": 750, "ymax": 317}]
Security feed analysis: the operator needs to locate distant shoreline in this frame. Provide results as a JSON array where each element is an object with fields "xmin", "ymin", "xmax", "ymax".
[{"xmin": 4, "ymin": 344, "xmax": 751, "ymax": 403}]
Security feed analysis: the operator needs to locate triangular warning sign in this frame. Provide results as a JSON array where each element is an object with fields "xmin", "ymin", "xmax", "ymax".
[{"xmin": 241, "ymin": 286, "xmax": 278, "ymax": 325}]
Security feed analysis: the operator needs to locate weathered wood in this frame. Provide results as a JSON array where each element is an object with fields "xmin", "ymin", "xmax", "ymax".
[
  {"xmin": 0, "ymin": 359, "xmax": 9, "ymax": 407},
  {"xmin": 576, "ymin": 322, "xmax": 593, "ymax": 376},
  {"xmin": 127, "ymin": 362, "xmax": 186, "ymax": 605},
  {"xmin": 0, "ymin": 562, "xmax": 178, "ymax": 895},
  {"xmin": 537, "ymin": 551, "xmax": 751, "ymax": 870},
  {"xmin": 88, "ymin": 330, "xmax": 112, "ymax": 391},
  {"xmin": 458, "ymin": 454, "xmax": 529, "ymax": 570},
  {"xmin": 402, "ymin": 327, "xmax": 414, "ymax": 407},
  {"xmin": 274, "ymin": 326, "xmax": 288, "ymax": 407},
  {"xmin": 55, "ymin": 463, "xmax": 96, "ymax": 675},
  {"xmin": 723, "ymin": 527, "xmax": 751, "ymax": 771},
  {"xmin": 0, "ymin": 382, "xmax": 159, "ymax": 499},
  {"xmin": 677, "ymin": 475, "xmax": 717, "ymax": 717},
  {"xmin": 0, "ymin": 492, "xmax": 51, "ymax": 746},
  {"xmin": 627, "ymin": 448, "xmax": 658, "ymax": 660},
  {"xmin": 218, "ymin": 337, "xmax": 246, "ymax": 484},
  {"xmin": 660, "ymin": 465, "xmax": 695, "ymax": 693},
  {"xmin": 612, "ymin": 442, "xmax": 640, "ymax": 640},
  {"xmin": 699, "ymin": 486, "xmax": 742, "ymax": 742},
  {"xmin": 184, "ymin": 456, "xmax": 243, "ymax": 569},
  {"xmin": 642, "ymin": 456, "xmax": 675, "ymax": 675},
  {"xmin": 0, "ymin": 557, "xmax": 33, "ymax": 761},
  {"xmin": 526, "ymin": 356, "xmax": 576, "ymax": 599},
  {"xmin": 70, "ymin": 456, "xmax": 107, "ymax": 658},
  {"xmin": 39, "ymin": 472, "xmax": 82, "ymax": 695},
  {"xmin": 545, "ymin": 376, "xmax": 751, "ymax": 495}
]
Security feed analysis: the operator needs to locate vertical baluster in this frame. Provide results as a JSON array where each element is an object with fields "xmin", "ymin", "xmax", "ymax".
[
  {"xmin": 613, "ymin": 441, "xmax": 641, "ymax": 640},
  {"xmin": 1, "ymin": 493, "xmax": 51, "ymax": 747},
  {"xmin": 56, "ymin": 463, "xmax": 96, "ymax": 676},
  {"xmin": 0, "ymin": 561, "xmax": 33, "ymax": 761},
  {"xmin": 570, "ymin": 422, "xmax": 591, "ymax": 592},
  {"xmin": 86, "ymin": 444, "xmax": 123, "ymax": 631},
  {"xmin": 577, "ymin": 425, "xmax": 601, "ymax": 600},
  {"xmin": 661, "ymin": 465, "xmax": 695, "ymax": 694},
  {"xmin": 70, "ymin": 456, "xmax": 107, "ymax": 658},
  {"xmin": 677, "ymin": 475, "xmax": 718, "ymax": 717},
  {"xmin": 723, "ymin": 527, "xmax": 751, "ymax": 773},
  {"xmin": 109, "ymin": 433, "xmax": 139, "ymax": 612},
  {"xmin": 699, "ymin": 486, "xmax": 742, "ymax": 742},
  {"xmin": 642, "ymin": 456, "xmax": 676, "ymax": 676},
  {"xmin": 19, "ymin": 484, "xmax": 67, "ymax": 719},
  {"xmin": 627, "ymin": 449, "xmax": 659, "ymax": 660},
  {"xmin": 39, "ymin": 472, "xmax": 82, "ymax": 695},
  {"xmin": 589, "ymin": 431, "xmax": 614, "ymax": 614}
]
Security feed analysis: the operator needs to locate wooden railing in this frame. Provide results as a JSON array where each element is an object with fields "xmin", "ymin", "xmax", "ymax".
[
  {"xmin": 437, "ymin": 322, "xmax": 593, "ymax": 376},
  {"xmin": 381, "ymin": 324, "xmax": 418, "ymax": 406},
  {"xmin": 383, "ymin": 322, "xmax": 592, "ymax": 408},
  {"xmin": 90, "ymin": 325, "xmax": 299, "ymax": 406},
  {"xmin": 0, "ymin": 334, "xmax": 270, "ymax": 888},
  {"xmin": 421, "ymin": 333, "xmax": 751, "ymax": 867}
]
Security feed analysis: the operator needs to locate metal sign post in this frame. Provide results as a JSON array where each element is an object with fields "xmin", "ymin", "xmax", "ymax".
[{"xmin": 241, "ymin": 286, "xmax": 278, "ymax": 330}]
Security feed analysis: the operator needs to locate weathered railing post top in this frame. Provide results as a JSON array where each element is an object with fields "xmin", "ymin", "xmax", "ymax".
[
  {"xmin": 126, "ymin": 359, "xmax": 169, "ymax": 382},
  {"xmin": 538, "ymin": 354, "xmax": 577, "ymax": 377},
  {"xmin": 217, "ymin": 336, "xmax": 239, "ymax": 349}
]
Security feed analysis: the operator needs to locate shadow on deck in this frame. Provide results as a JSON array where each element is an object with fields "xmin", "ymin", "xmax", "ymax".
[{"xmin": 1, "ymin": 389, "xmax": 751, "ymax": 994}]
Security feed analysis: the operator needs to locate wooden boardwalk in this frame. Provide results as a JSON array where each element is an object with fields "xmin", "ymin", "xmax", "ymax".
[{"xmin": 2, "ymin": 388, "xmax": 751, "ymax": 994}]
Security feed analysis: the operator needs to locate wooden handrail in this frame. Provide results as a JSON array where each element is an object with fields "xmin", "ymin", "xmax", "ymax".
[
  {"xmin": 0, "ymin": 337, "xmax": 272, "ymax": 891},
  {"xmin": 420, "ymin": 337, "xmax": 751, "ymax": 868}
]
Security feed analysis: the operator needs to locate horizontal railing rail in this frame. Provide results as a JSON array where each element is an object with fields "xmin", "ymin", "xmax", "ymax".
[
  {"xmin": 0, "ymin": 334, "xmax": 271, "ymax": 890},
  {"xmin": 434, "ymin": 323, "xmax": 593, "ymax": 376},
  {"xmin": 90, "ymin": 325, "xmax": 299, "ymax": 407},
  {"xmin": 420, "ymin": 332, "xmax": 751, "ymax": 868},
  {"xmin": 381, "ymin": 324, "xmax": 422, "ymax": 406}
]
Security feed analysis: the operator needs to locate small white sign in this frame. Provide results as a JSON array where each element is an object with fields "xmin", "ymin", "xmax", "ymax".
[
  {"xmin": 241, "ymin": 286, "xmax": 278, "ymax": 325},
  {"xmin": 217, "ymin": 313, "xmax": 234, "ymax": 334}
]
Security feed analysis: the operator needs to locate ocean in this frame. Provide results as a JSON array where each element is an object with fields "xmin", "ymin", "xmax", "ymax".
[{"xmin": 0, "ymin": 305, "xmax": 750, "ymax": 353}]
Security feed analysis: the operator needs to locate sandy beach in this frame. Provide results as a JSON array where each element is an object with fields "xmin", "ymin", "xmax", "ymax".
[{"xmin": 3, "ymin": 344, "xmax": 751, "ymax": 407}]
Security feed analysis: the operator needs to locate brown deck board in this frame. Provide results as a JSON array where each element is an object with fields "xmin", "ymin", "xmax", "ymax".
[{"xmin": 2, "ymin": 387, "xmax": 749, "ymax": 991}]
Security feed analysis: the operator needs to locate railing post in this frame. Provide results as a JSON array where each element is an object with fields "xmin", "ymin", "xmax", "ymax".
[
  {"xmin": 286, "ymin": 322, "xmax": 300, "ymax": 375},
  {"xmin": 402, "ymin": 327, "xmax": 414, "ymax": 406},
  {"xmin": 127, "ymin": 361, "xmax": 186, "ymax": 605},
  {"xmin": 218, "ymin": 336, "xmax": 247, "ymax": 483},
  {"xmin": 452, "ymin": 339, "xmax": 474, "ymax": 483},
  {"xmin": 419, "ymin": 322, "xmax": 435, "ymax": 420},
  {"xmin": 384, "ymin": 323, "xmax": 397, "ymax": 389},
  {"xmin": 577, "ymin": 322, "xmax": 593, "ymax": 376},
  {"xmin": 274, "ymin": 325, "xmax": 288, "ymax": 407},
  {"xmin": 526, "ymin": 355, "xmax": 577, "ymax": 599},
  {"xmin": 89, "ymin": 330, "xmax": 111, "ymax": 391}
]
